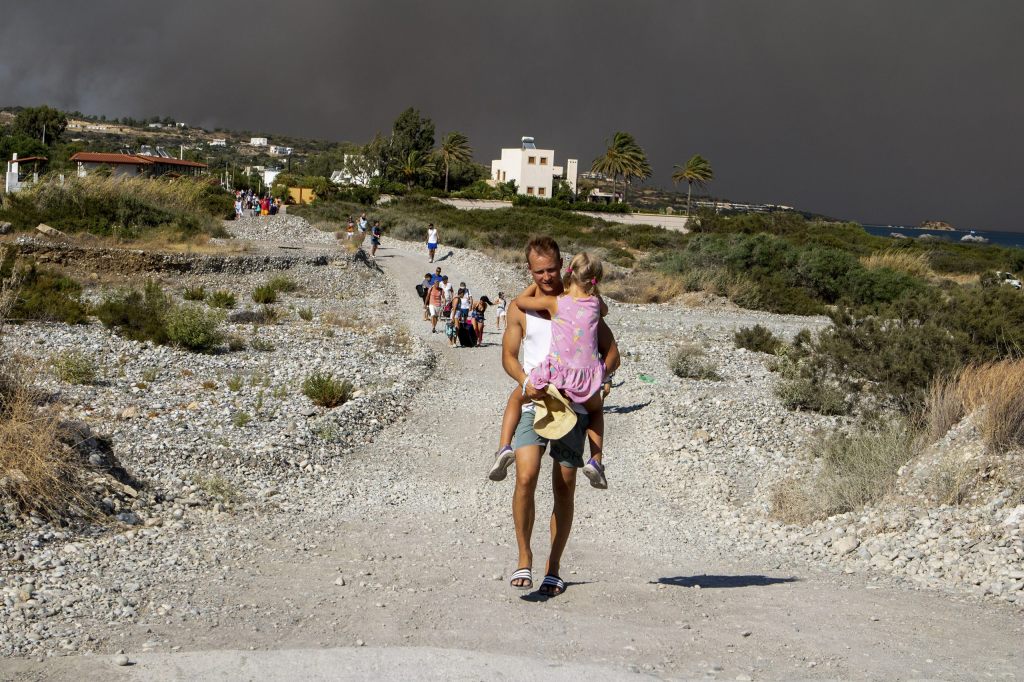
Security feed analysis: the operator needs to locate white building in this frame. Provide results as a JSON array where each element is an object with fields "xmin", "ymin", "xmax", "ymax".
[
  {"xmin": 210, "ymin": 138, "xmax": 227, "ymax": 147},
  {"xmin": 269, "ymin": 145, "xmax": 293, "ymax": 156},
  {"xmin": 490, "ymin": 137, "xmax": 575, "ymax": 198},
  {"xmin": 250, "ymin": 137, "xmax": 268, "ymax": 147},
  {"xmin": 330, "ymin": 154, "xmax": 379, "ymax": 187}
]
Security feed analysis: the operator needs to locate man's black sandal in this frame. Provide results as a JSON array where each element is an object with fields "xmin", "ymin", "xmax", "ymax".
[{"xmin": 540, "ymin": 574, "xmax": 565, "ymax": 596}]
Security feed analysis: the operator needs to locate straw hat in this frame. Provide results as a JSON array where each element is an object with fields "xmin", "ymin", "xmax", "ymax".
[{"xmin": 533, "ymin": 384, "xmax": 578, "ymax": 440}]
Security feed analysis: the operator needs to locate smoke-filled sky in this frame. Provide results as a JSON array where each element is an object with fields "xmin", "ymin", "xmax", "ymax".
[{"xmin": 2, "ymin": 1, "xmax": 1022, "ymax": 231}]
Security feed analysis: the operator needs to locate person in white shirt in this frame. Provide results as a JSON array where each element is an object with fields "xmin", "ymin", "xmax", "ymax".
[
  {"xmin": 426, "ymin": 223, "xmax": 439, "ymax": 262},
  {"xmin": 441, "ymin": 275, "xmax": 454, "ymax": 302}
]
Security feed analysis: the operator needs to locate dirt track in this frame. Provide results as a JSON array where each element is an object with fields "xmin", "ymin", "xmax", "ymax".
[{"xmin": 3, "ymin": 238, "xmax": 1022, "ymax": 681}]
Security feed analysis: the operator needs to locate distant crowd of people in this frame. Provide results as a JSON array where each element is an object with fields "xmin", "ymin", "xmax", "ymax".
[
  {"xmin": 416, "ymin": 266, "xmax": 507, "ymax": 348},
  {"xmin": 234, "ymin": 190, "xmax": 281, "ymax": 218}
]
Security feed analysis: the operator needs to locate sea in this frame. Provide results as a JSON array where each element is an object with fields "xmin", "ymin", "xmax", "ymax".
[{"xmin": 862, "ymin": 225, "xmax": 1024, "ymax": 250}]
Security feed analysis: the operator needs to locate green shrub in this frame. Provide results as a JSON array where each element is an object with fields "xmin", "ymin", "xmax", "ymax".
[
  {"xmin": 164, "ymin": 305, "xmax": 225, "ymax": 353},
  {"xmin": 94, "ymin": 280, "xmax": 172, "ymax": 344},
  {"xmin": 1, "ymin": 251, "xmax": 89, "ymax": 325},
  {"xmin": 302, "ymin": 371, "xmax": 353, "ymax": 408},
  {"xmin": 50, "ymin": 351, "xmax": 98, "ymax": 385},
  {"xmin": 775, "ymin": 375, "xmax": 849, "ymax": 415},
  {"xmin": 227, "ymin": 375, "xmax": 243, "ymax": 392},
  {"xmin": 0, "ymin": 174, "xmax": 231, "ymax": 239},
  {"xmin": 298, "ymin": 307, "xmax": 314, "ymax": 321},
  {"xmin": 232, "ymin": 411, "xmax": 252, "ymax": 427},
  {"xmin": 206, "ymin": 290, "xmax": 236, "ymax": 309},
  {"xmin": 252, "ymin": 285, "xmax": 277, "ymax": 304},
  {"xmin": 250, "ymin": 337, "xmax": 275, "ymax": 352},
  {"xmin": 226, "ymin": 334, "xmax": 246, "ymax": 352},
  {"xmin": 183, "ymin": 286, "xmax": 206, "ymax": 301},
  {"xmin": 267, "ymin": 275, "xmax": 299, "ymax": 294},
  {"xmin": 669, "ymin": 344, "xmax": 721, "ymax": 381},
  {"xmin": 734, "ymin": 325, "xmax": 782, "ymax": 355}
]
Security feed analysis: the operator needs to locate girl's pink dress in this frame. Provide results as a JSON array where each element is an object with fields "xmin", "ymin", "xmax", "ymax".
[{"xmin": 529, "ymin": 295, "xmax": 604, "ymax": 404}]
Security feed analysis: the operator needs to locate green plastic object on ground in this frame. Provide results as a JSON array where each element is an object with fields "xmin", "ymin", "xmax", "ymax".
[{"xmin": 638, "ymin": 374, "xmax": 654, "ymax": 383}]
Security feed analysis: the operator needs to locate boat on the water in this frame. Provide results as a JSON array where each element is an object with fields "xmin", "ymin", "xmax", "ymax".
[
  {"xmin": 890, "ymin": 232, "xmax": 908, "ymax": 239},
  {"xmin": 961, "ymin": 230, "xmax": 990, "ymax": 244}
]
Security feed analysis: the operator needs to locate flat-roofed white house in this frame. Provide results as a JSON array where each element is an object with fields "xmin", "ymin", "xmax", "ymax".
[
  {"xmin": 210, "ymin": 138, "xmax": 227, "ymax": 147},
  {"xmin": 250, "ymin": 137, "xmax": 268, "ymax": 147},
  {"xmin": 490, "ymin": 137, "xmax": 576, "ymax": 198}
]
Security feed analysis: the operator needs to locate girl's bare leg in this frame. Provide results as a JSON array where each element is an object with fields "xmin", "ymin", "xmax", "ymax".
[
  {"xmin": 499, "ymin": 386, "xmax": 527, "ymax": 450},
  {"xmin": 582, "ymin": 392, "xmax": 604, "ymax": 464}
]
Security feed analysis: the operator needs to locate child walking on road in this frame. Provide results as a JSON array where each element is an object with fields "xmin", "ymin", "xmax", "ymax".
[{"xmin": 488, "ymin": 252, "xmax": 610, "ymax": 489}]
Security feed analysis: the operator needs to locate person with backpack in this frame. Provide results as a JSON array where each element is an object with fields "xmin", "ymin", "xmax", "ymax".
[{"xmin": 417, "ymin": 273, "xmax": 432, "ymax": 321}]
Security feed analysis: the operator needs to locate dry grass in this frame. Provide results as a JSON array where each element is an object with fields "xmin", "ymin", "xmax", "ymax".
[
  {"xmin": 71, "ymin": 229, "xmax": 248, "ymax": 255},
  {"xmin": 861, "ymin": 250, "xmax": 932, "ymax": 278},
  {"xmin": 0, "ymin": 246, "xmax": 100, "ymax": 521},
  {"xmin": 0, "ymin": 378, "xmax": 98, "ymax": 520},
  {"xmin": 322, "ymin": 310, "xmax": 373, "ymax": 333},
  {"xmin": 924, "ymin": 374, "xmax": 967, "ymax": 444},
  {"xmin": 951, "ymin": 361, "xmax": 1024, "ymax": 452},
  {"xmin": 771, "ymin": 420, "xmax": 919, "ymax": 524},
  {"xmin": 338, "ymin": 231, "xmax": 368, "ymax": 254},
  {"xmin": 27, "ymin": 174, "xmax": 215, "ymax": 215},
  {"xmin": 603, "ymin": 270, "xmax": 684, "ymax": 303},
  {"xmin": 860, "ymin": 250, "xmax": 934, "ymax": 279}
]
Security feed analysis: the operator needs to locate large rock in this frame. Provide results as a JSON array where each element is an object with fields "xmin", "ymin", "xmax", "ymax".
[
  {"xmin": 35, "ymin": 223, "xmax": 66, "ymax": 238},
  {"xmin": 0, "ymin": 221, "xmax": 12, "ymax": 235},
  {"xmin": 833, "ymin": 536, "xmax": 861, "ymax": 556}
]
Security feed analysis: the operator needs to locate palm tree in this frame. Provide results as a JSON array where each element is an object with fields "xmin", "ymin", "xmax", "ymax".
[
  {"xmin": 437, "ymin": 132, "xmax": 472, "ymax": 193},
  {"xmin": 592, "ymin": 132, "xmax": 649, "ymax": 204},
  {"xmin": 399, "ymin": 149, "xmax": 435, "ymax": 189},
  {"xmin": 672, "ymin": 154, "xmax": 714, "ymax": 217}
]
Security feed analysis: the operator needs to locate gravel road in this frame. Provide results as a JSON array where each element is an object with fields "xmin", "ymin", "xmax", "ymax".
[{"xmin": 2, "ymin": 217, "xmax": 1022, "ymax": 680}]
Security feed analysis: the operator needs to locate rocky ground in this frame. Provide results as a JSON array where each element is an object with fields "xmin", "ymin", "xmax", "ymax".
[{"xmin": 1, "ymin": 213, "xmax": 1022, "ymax": 680}]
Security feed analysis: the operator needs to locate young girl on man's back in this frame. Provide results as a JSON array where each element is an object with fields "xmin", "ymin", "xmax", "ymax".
[{"xmin": 488, "ymin": 252, "xmax": 609, "ymax": 488}]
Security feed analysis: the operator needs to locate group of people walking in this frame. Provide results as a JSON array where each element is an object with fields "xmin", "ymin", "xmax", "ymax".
[
  {"xmin": 416, "ymin": 266, "xmax": 507, "ymax": 348},
  {"xmin": 234, "ymin": 189, "xmax": 280, "ymax": 218},
  {"xmin": 343, "ymin": 212, "xmax": 383, "ymax": 257}
]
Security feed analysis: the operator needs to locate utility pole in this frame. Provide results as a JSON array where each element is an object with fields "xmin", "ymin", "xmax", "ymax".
[{"xmin": 41, "ymin": 123, "xmax": 46, "ymax": 146}]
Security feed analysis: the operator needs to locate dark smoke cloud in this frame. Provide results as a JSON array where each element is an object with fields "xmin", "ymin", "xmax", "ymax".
[{"xmin": 2, "ymin": 0, "xmax": 1022, "ymax": 230}]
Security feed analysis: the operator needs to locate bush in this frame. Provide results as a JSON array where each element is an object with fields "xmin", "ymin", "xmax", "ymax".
[
  {"xmin": 206, "ymin": 290, "xmax": 236, "ymax": 309},
  {"xmin": 302, "ymin": 371, "xmax": 353, "ymax": 408},
  {"xmin": 50, "ymin": 351, "xmax": 98, "ymax": 385},
  {"xmin": 1, "ymin": 251, "xmax": 89, "ymax": 325},
  {"xmin": 250, "ymin": 337, "xmax": 276, "ymax": 352},
  {"xmin": 0, "ymin": 174, "xmax": 230, "ymax": 239},
  {"xmin": 771, "ymin": 420, "xmax": 919, "ymax": 523},
  {"xmin": 734, "ymin": 325, "xmax": 782, "ymax": 355},
  {"xmin": 298, "ymin": 307, "xmax": 314, "ymax": 321},
  {"xmin": 164, "ymin": 305, "xmax": 225, "ymax": 353},
  {"xmin": 267, "ymin": 275, "xmax": 299, "ymax": 294},
  {"xmin": 252, "ymin": 284, "xmax": 277, "ymax": 304},
  {"xmin": 775, "ymin": 375, "xmax": 849, "ymax": 415},
  {"xmin": 183, "ymin": 286, "xmax": 206, "ymax": 301},
  {"xmin": 94, "ymin": 280, "xmax": 172, "ymax": 344},
  {"xmin": 669, "ymin": 344, "xmax": 721, "ymax": 381},
  {"xmin": 226, "ymin": 334, "xmax": 246, "ymax": 352}
]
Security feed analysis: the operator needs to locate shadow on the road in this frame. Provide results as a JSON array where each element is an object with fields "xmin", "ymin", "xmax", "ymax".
[
  {"xmin": 655, "ymin": 575, "xmax": 798, "ymax": 589},
  {"xmin": 435, "ymin": 250, "xmax": 455, "ymax": 262},
  {"xmin": 605, "ymin": 400, "xmax": 651, "ymax": 414}
]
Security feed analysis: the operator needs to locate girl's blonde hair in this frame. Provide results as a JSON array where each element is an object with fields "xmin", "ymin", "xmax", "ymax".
[{"xmin": 563, "ymin": 252, "xmax": 603, "ymax": 295}]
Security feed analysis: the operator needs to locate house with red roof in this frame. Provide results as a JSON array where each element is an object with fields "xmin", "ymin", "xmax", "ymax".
[{"xmin": 70, "ymin": 152, "xmax": 207, "ymax": 178}]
